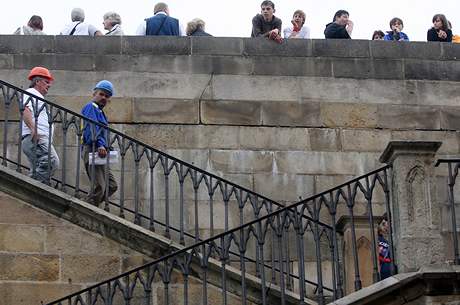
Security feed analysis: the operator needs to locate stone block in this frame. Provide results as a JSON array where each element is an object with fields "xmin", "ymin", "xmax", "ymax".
[
  {"xmin": 254, "ymin": 173, "xmax": 315, "ymax": 202},
  {"xmin": 133, "ymin": 98, "xmax": 199, "ymax": 124},
  {"xmin": 370, "ymin": 40, "xmax": 403, "ymax": 59},
  {"xmin": 341, "ymin": 129, "xmax": 392, "ymax": 152},
  {"xmin": 402, "ymin": 41, "xmax": 442, "ymax": 60},
  {"xmin": 121, "ymin": 36, "xmax": 191, "ymax": 55},
  {"xmin": 201, "ymin": 100, "xmax": 262, "ymax": 125},
  {"xmin": 377, "ymin": 104, "xmax": 440, "ymax": 129},
  {"xmin": 356, "ymin": 79, "xmax": 415, "ymax": 106},
  {"xmin": 45, "ymin": 225, "xmax": 136, "ymax": 256},
  {"xmin": 157, "ymin": 284, "xmax": 245, "ymax": 305},
  {"xmin": 320, "ymin": 103, "xmax": 378, "ymax": 128},
  {"xmin": 0, "ymin": 224, "xmax": 44, "ymax": 252},
  {"xmin": 332, "ymin": 58, "xmax": 403, "ymax": 79},
  {"xmin": 440, "ymin": 107, "xmax": 460, "ymax": 130},
  {"xmin": 312, "ymin": 39, "xmax": 370, "ymax": 58},
  {"xmin": 390, "ymin": 130, "xmax": 459, "ymax": 154},
  {"xmin": 0, "ymin": 282, "xmax": 83, "ymax": 305},
  {"xmin": 0, "ymin": 35, "xmax": 55, "ymax": 53},
  {"xmin": 208, "ymin": 56, "xmax": 254, "ymax": 75},
  {"xmin": 0, "ymin": 54, "xmax": 13, "ymax": 69},
  {"xmin": 210, "ymin": 150, "xmax": 273, "ymax": 173},
  {"xmin": 261, "ymin": 100, "xmax": 322, "ymax": 127},
  {"xmin": 299, "ymin": 77, "xmax": 360, "ymax": 103},
  {"xmin": 94, "ymin": 35, "xmax": 123, "ymax": 55},
  {"xmin": 239, "ymin": 126, "xmax": 310, "ymax": 151},
  {"xmin": 253, "ymin": 57, "xmax": 332, "ymax": 77},
  {"xmin": 415, "ymin": 80, "xmax": 460, "ymax": 107},
  {"xmin": 309, "ymin": 128, "xmax": 341, "ymax": 151},
  {"xmin": 274, "ymin": 151, "xmax": 380, "ymax": 175},
  {"xmin": 0, "ymin": 253, "xmax": 59, "ymax": 281},
  {"xmin": 404, "ymin": 59, "xmax": 460, "ymax": 81},
  {"xmin": 211, "ymin": 75, "xmax": 298, "ymax": 102},
  {"xmin": 191, "ymin": 37, "xmax": 243, "ymax": 55},
  {"xmin": 441, "ymin": 42, "xmax": 460, "ymax": 60},
  {"xmin": 0, "ymin": 192, "xmax": 63, "ymax": 225},
  {"xmin": 244, "ymin": 37, "xmax": 311, "ymax": 57},
  {"xmin": 61, "ymin": 255, "xmax": 121, "ymax": 283},
  {"xmin": 13, "ymin": 54, "xmax": 94, "ymax": 71},
  {"xmin": 55, "ymin": 35, "xmax": 97, "ymax": 54}
]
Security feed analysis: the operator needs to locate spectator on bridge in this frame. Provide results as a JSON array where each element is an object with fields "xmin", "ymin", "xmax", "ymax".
[
  {"xmin": 448, "ymin": 21, "xmax": 460, "ymax": 43},
  {"xmin": 136, "ymin": 2, "xmax": 183, "ymax": 36},
  {"xmin": 81, "ymin": 80, "xmax": 118, "ymax": 206},
  {"xmin": 14, "ymin": 15, "xmax": 45, "ymax": 35},
  {"xmin": 60, "ymin": 8, "xmax": 102, "ymax": 36},
  {"xmin": 186, "ymin": 18, "xmax": 212, "ymax": 36},
  {"xmin": 251, "ymin": 0, "xmax": 283, "ymax": 43},
  {"xmin": 378, "ymin": 214, "xmax": 392, "ymax": 280},
  {"xmin": 103, "ymin": 12, "xmax": 124, "ymax": 35},
  {"xmin": 283, "ymin": 10, "xmax": 310, "ymax": 39},
  {"xmin": 427, "ymin": 14, "xmax": 452, "ymax": 42},
  {"xmin": 384, "ymin": 18, "xmax": 409, "ymax": 41},
  {"xmin": 372, "ymin": 30, "xmax": 385, "ymax": 40},
  {"xmin": 324, "ymin": 10, "xmax": 353, "ymax": 39},
  {"xmin": 21, "ymin": 67, "xmax": 59, "ymax": 185}
]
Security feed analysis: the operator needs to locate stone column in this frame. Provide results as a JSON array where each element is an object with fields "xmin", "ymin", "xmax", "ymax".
[{"xmin": 379, "ymin": 141, "xmax": 445, "ymax": 273}]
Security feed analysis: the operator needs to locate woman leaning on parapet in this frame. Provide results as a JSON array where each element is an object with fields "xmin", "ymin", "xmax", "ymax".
[
  {"xmin": 14, "ymin": 15, "xmax": 45, "ymax": 35},
  {"xmin": 186, "ymin": 18, "xmax": 212, "ymax": 36},
  {"xmin": 103, "ymin": 12, "xmax": 124, "ymax": 35}
]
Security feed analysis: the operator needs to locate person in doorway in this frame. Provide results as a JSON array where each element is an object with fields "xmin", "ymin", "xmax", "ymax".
[
  {"xmin": 251, "ymin": 0, "xmax": 282, "ymax": 43},
  {"xmin": 324, "ymin": 10, "xmax": 353, "ymax": 39},
  {"xmin": 384, "ymin": 17, "xmax": 409, "ymax": 41},
  {"xmin": 21, "ymin": 67, "xmax": 59, "ymax": 184},
  {"xmin": 81, "ymin": 80, "xmax": 118, "ymax": 206}
]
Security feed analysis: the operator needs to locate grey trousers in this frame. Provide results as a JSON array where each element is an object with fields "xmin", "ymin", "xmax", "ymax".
[
  {"xmin": 22, "ymin": 135, "xmax": 59, "ymax": 184},
  {"xmin": 83, "ymin": 146, "xmax": 118, "ymax": 205}
]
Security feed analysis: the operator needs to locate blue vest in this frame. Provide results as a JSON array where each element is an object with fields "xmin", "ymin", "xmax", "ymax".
[{"xmin": 145, "ymin": 14, "xmax": 179, "ymax": 36}]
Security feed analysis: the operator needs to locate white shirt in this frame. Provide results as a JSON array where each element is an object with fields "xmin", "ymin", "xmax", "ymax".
[
  {"xmin": 105, "ymin": 24, "xmax": 124, "ymax": 36},
  {"xmin": 284, "ymin": 26, "xmax": 311, "ymax": 39},
  {"xmin": 60, "ymin": 21, "xmax": 100, "ymax": 36},
  {"xmin": 22, "ymin": 88, "xmax": 54, "ymax": 140},
  {"xmin": 135, "ymin": 11, "xmax": 184, "ymax": 36}
]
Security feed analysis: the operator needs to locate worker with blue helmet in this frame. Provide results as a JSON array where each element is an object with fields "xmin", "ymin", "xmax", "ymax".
[{"xmin": 80, "ymin": 80, "xmax": 118, "ymax": 206}]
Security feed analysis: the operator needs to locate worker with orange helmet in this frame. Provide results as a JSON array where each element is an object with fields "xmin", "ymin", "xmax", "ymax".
[{"xmin": 21, "ymin": 66, "xmax": 59, "ymax": 184}]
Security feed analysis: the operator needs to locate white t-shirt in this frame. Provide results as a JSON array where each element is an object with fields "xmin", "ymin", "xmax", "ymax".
[
  {"xmin": 60, "ymin": 21, "xmax": 99, "ymax": 36},
  {"xmin": 283, "ymin": 26, "xmax": 311, "ymax": 39},
  {"xmin": 22, "ymin": 88, "xmax": 53, "ymax": 140}
]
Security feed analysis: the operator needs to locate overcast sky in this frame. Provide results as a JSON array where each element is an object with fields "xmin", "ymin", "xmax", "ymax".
[{"xmin": 1, "ymin": 1, "xmax": 459, "ymax": 41}]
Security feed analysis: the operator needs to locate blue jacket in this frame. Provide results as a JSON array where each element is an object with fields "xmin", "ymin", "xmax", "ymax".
[
  {"xmin": 81, "ymin": 102, "xmax": 109, "ymax": 148},
  {"xmin": 146, "ymin": 14, "xmax": 179, "ymax": 36},
  {"xmin": 384, "ymin": 31, "xmax": 409, "ymax": 41}
]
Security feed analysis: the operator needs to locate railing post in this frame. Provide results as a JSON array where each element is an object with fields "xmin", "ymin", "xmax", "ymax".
[{"xmin": 379, "ymin": 141, "xmax": 445, "ymax": 273}]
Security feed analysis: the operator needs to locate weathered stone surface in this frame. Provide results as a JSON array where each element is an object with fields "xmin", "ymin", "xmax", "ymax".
[
  {"xmin": 320, "ymin": 103, "xmax": 378, "ymax": 128},
  {"xmin": 244, "ymin": 37, "xmax": 311, "ymax": 57},
  {"xmin": 201, "ymin": 100, "xmax": 262, "ymax": 125},
  {"xmin": 191, "ymin": 37, "xmax": 243, "ymax": 55},
  {"xmin": 61, "ymin": 255, "xmax": 121, "ymax": 283},
  {"xmin": 13, "ymin": 54, "xmax": 94, "ymax": 71},
  {"xmin": 0, "ymin": 35, "xmax": 55, "ymax": 54},
  {"xmin": 440, "ymin": 107, "xmax": 460, "ymax": 131},
  {"xmin": 405, "ymin": 59, "xmax": 460, "ymax": 81},
  {"xmin": 210, "ymin": 150, "xmax": 273, "ymax": 173},
  {"xmin": 133, "ymin": 98, "xmax": 199, "ymax": 124},
  {"xmin": 341, "ymin": 129, "xmax": 392, "ymax": 152},
  {"xmin": 390, "ymin": 130, "xmax": 459, "ymax": 154},
  {"xmin": 121, "ymin": 36, "xmax": 191, "ymax": 55},
  {"xmin": 254, "ymin": 173, "xmax": 315, "ymax": 202},
  {"xmin": 0, "ymin": 253, "xmax": 59, "ymax": 281},
  {"xmin": 0, "ymin": 282, "xmax": 83, "ymax": 305},
  {"xmin": 274, "ymin": 151, "xmax": 380, "ymax": 175},
  {"xmin": 0, "ymin": 54, "xmax": 13, "ymax": 69},
  {"xmin": 312, "ymin": 39, "xmax": 370, "ymax": 58},
  {"xmin": 333, "ymin": 58, "xmax": 403, "ymax": 80},
  {"xmin": 377, "ymin": 104, "xmax": 440, "ymax": 129},
  {"xmin": 441, "ymin": 42, "xmax": 460, "ymax": 60},
  {"xmin": 261, "ymin": 100, "xmax": 322, "ymax": 127},
  {"xmin": 309, "ymin": 128, "xmax": 341, "ymax": 151},
  {"xmin": 239, "ymin": 126, "xmax": 310, "ymax": 151},
  {"xmin": 299, "ymin": 77, "xmax": 359, "ymax": 103},
  {"xmin": 415, "ymin": 80, "xmax": 460, "ymax": 107},
  {"xmin": 253, "ymin": 57, "xmax": 332, "ymax": 77},
  {"xmin": 0, "ymin": 224, "xmax": 44, "ymax": 252}
]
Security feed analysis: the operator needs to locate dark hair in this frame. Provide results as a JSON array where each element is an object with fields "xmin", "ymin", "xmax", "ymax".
[
  {"xmin": 333, "ymin": 10, "xmax": 349, "ymax": 22},
  {"xmin": 261, "ymin": 0, "xmax": 275, "ymax": 9},
  {"xmin": 389, "ymin": 17, "xmax": 403, "ymax": 29},
  {"xmin": 27, "ymin": 15, "xmax": 43, "ymax": 31},
  {"xmin": 372, "ymin": 30, "xmax": 385, "ymax": 40},
  {"xmin": 432, "ymin": 14, "xmax": 449, "ymax": 31}
]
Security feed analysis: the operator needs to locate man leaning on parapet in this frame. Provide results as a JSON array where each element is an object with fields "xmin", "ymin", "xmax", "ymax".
[
  {"xmin": 21, "ymin": 67, "xmax": 59, "ymax": 185},
  {"xmin": 81, "ymin": 80, "xmax": 118, "ymax": 206},
  {"xmin": 136, "ymin": 2, "xmax": 183, "ymax": 36},
  {"xmin": 251, "ymin": 0, "xmax": 282, "ymax": 42}
]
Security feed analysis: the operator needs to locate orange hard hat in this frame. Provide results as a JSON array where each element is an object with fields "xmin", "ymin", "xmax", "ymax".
[{"xmin": 28, "ymin": 66, "xmax": 54, "ymax": 81}]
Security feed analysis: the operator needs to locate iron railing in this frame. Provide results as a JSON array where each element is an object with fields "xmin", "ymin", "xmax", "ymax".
[
  {"xmin": 43, "ymin": 165, "xmax": 394, "ymax": 305},
  {"xmin": 435, "ymin": 159, "xmax": 460, "ymax": 265},
  {"xmin": 0, "ymin": 79, "xmax": 394, "ymax": 304}
]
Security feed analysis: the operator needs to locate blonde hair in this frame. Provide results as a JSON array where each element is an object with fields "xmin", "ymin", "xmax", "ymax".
[
  {"xmin": 293, "ymin": 10, "xmax": 306, "ymax": 26},
  {"xmin": 186, "ymin": 18, "xmax": 206, "ymax": 36}
]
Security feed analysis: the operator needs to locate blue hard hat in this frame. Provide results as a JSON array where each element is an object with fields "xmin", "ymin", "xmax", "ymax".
[{"xmin": 94, "ymin": 80, "xmax": 114, "ymax": 97}]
